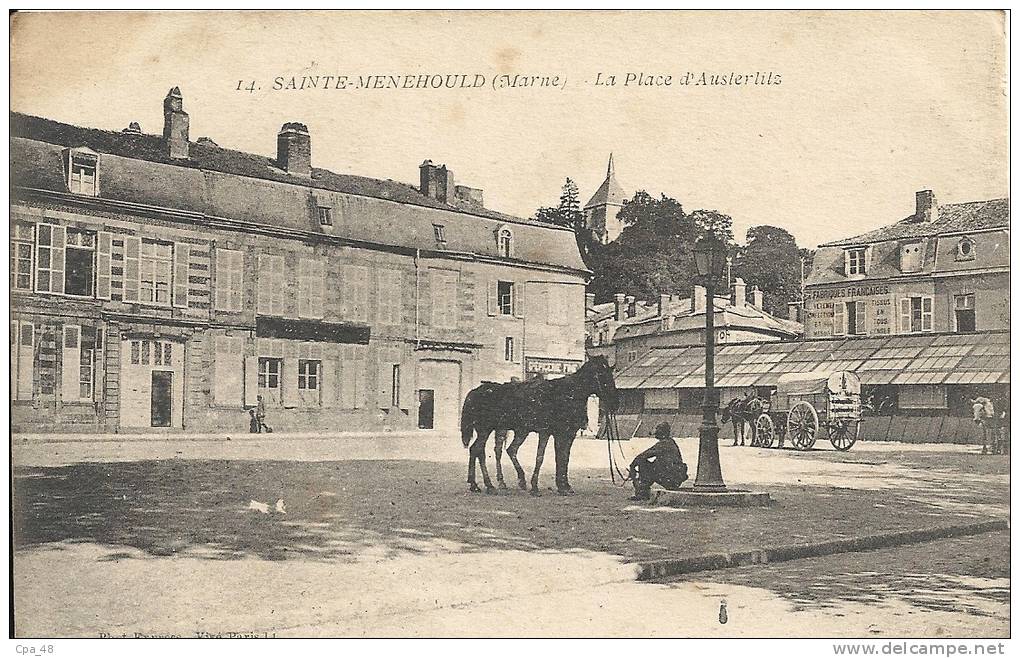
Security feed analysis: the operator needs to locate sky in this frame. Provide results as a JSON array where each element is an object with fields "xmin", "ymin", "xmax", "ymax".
[{"xmin": 10, "ymin": 10, "xmax": 1008, "ymax": 248}]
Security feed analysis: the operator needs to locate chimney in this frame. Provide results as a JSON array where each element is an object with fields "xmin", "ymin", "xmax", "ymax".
[
  {"xmin": 788, "ymin": 301, "xmax": 802, "ymax": 323},
  {"xmin": 162, "ymin": 87, "xmax": 189, "ymax": 160},
  {"xmin": 585, "ymin": 293, "xmax": 596, "ymax": 310},
  {"xmin": 731, "ymin": 277, "xmax": 747, "ymax": 307},
  {"xmin": 614, "ymin": 293, "xmax": 626, "ymax": 321},
  {"xmin": 751, "ymin": 286, "xmax": 764, "ymax": 310},
  {"xmin": 122, "ymin": 122, "xmax": 141, "ymax": 134},
  {"xmin": 693, "ymin": 285, "xmax": 706, "ymax": 314},
  {"xmin": 453, "ymin": 184, "xmax": 484, "ymax": 207},
  {"xmin": 277, "ymin": 122, "xmax": 312, "ymax": 177},
  {"xmin": 658, "ymin": 293, "xmax": 669, "ymax": 317},
  {"xmin": 420, "ymin": 160, "xmax": 455, "ymax": 203},
  {"xmin": 915, "ymin": 189, "xmax": 938, "ymax": 223},
  {"xmin": 625, "ymin": 295, "xmax": 636, "ymax": 318}
]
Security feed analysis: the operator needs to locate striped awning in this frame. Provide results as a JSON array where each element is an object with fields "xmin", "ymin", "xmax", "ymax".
[{"xmin": 615, "ymin": 332, "xmax": 1009, "ymax": 390}]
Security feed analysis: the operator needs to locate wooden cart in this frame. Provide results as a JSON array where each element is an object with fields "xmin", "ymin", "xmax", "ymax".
[{"xmin": 754, "ymin": 371, "xmax": 863, "ymax": 451}]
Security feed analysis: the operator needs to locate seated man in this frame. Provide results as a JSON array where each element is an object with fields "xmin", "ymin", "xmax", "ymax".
[{"xmin": 629, "ymin": 422, "xmax": 688, "ymax": 501}]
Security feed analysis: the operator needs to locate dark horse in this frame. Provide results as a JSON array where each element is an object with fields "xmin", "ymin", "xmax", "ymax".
[
  {"xmin": 459, "ymin": 356, "xmax": 619, "ymax": 496},
  {"xmin": 721, "ymin": 392, "xmax": 763, "ymax": 446}
]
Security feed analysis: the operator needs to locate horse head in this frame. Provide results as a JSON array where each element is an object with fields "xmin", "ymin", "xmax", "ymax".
[
  {"xmin": 583, "ymin": 355, "xmax": 619, "ymax": 413},
  {"xmin": 721, "ymin": 399, "xmax": 736, "ymax": 424},
  {"xmin": 972, "ymin": 397, "xmax": 994, "ymax": 424}
]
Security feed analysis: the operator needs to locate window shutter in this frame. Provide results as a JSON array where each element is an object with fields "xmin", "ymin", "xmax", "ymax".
[
  {"xmin": 832, "ymin": 302, "xmax": 845, "ymax": 336},
  {"xmin": 857, "ymin": 301, "xmax": 868, "ymax": 335},
  {"xmin": 513, "ymin": 282, "xmax": 525, "ymax": 318},
  {"xmin": 378, "ymin": 350, "xmax": 392, "ymax": 409},
  {"xmin": 281, "ymin": 357, "xmax": 299, "ymax": 408},
  {"xmin": 487, "ymin": 279, "xmax": 498, "ymax": 316},
  {"xmin": 354, "ymin": 356, "xmax": 366, "ymax": 408},
  {"xmin": 173, "ymin": 243, "xmax": 190, "ymax": 308},
  {"xmin": 230, "ymin": 251, "xmax": 243, "ymax": 311},
  {"xmin": 921, "ymin": 296, "xmax": 933, "ymax": 332},
  {"xmin": 899, "ymin": 298, "xmax": 912, "ymax": 333},
  {"xmin": 123, "ymin": 236, "xmax": 141, "ymax": 302},
  {"xmin": 243, "ymin": 355, "xmax": 258, "ymax": 407},
  {"xmin": 321, "ymin": 357, "xmax": 338, "ymax": 408},
  {"xmin": 61, "ymin": 325, "xmax": 81, "ymax": 402},
  {"xmin": 51, "ymin": 225, "xmax": 66, "ymax": 294},
  {"xmin": 298, "ymin": 261, "xmax": 310, "ymax": 318},
  {"xmin": 312, "ymin": 261, "xmax": 324, "ymax": 319},
  {"xmin": 35, "ymin": 225, "xmax": 51, "ymax": 293},
  {"xmin": 397, "ymin": 356, "xmax": 409, "ymax": 409},
  {"xmin": 214, "ymin": 336, "xmax": 244, "ymax": 406},
  {"xmin": 13, "ymin": 321, "xmax": 34, "ymax": 400},
  {"xmin": 96, "ymin": 232, "xmax": 112, "ymax": 300}
]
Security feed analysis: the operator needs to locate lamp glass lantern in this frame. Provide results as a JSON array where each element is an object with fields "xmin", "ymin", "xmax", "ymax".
[{"xmin": 694, "ymin": 235, "xmax": 727, "ymax": 282}]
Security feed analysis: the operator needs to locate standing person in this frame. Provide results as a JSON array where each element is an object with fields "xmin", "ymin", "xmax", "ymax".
[
  {"xmin": 628, "ymin": 422, "xmax": 688, "ymax": 501},
  {"xmin": 255, "ymin": 394, "xmax": 270, "ymax": 433}
]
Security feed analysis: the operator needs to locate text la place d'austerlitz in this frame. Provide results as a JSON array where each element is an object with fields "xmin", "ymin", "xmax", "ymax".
[{"xmin": 250, "ymin": 70, "xmax": 781, "ymax": 93}]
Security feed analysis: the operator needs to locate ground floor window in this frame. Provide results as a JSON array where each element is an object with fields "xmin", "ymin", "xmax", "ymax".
[
  {"xmin": 258, "ymin": 358, "xmax": 282, "ymax": 390},
  {"xmin": 298, "ymin": 359, "xmax": 320, "ymax": 390}
]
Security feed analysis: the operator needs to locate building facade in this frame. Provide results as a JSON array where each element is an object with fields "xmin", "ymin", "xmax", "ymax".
[{"xmin": 10, "ymin": 88, "xmax": 588, "ymax": 434}]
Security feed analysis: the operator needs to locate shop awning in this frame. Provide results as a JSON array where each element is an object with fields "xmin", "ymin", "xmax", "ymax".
[{"xmin": 615, "ymin": 331, "xmax": 1009, "ymax": 390}]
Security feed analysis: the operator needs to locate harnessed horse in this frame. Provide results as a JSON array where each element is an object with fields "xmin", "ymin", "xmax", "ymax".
[
  {"xmin": 459, "ymin": 355, "xmax": 619, "ymax": 495},
  {"xmin": 721, "ymin": 392, "xmax": 763, "ymax": 447},
  {"xmin": 972, "ymin": 397, "xmax": 1008, "ymax": 455}
]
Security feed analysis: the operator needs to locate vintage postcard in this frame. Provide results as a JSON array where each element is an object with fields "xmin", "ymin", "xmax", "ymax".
[{"xmin": 8, "ymin": 9, "xmax": 1010, "ymax": 646}]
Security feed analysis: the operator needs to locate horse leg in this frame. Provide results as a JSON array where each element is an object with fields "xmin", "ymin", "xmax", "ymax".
[
  {"xmin": 494, "ymin": 430, "xmax": 508, "ymax": 489},
  {"xmin": 530, "ymin": 433, "xmax": 551, "ymax": 496},
  {"xmin": 469, "ymin": 432, "xmax": 495, "ymax": 493},
  {"xmin": 468, "ymin": 444, "xmax": 481, "ymax": 493},
  {"xmin": 506, "ymin": 430, "xmax": 529, "ymax": 490},
  {"xmin": 556, "ymin": 431, "xmax": 577, "ymax": 495},
  {"xmin": 731, "ymin": 417, "xmax": 739, "ymax": 446},
  {"xmin": 981, "ymin": 426, "xmax": 989, "ymax": 455}
]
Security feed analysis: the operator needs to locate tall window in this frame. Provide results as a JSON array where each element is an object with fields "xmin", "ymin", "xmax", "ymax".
[
  {"xmin": 298, "ymin": 359, "xmax": 320, "ymax": 390},
  {"xmin": 257, "ymin": 254, "xmax": 286, "ymax": 316},
  {"xmin": 69, "ymin": 153, "xmax": 98, "ymax": 196},
  {"xmin": 846, "ymin": 301, "xmax": 867, "ymax": 336},
  {"xmin": 391, "ymin": 364, "xmax": 401, "ymax": 408},
  {"xmin": 139, "ymin": 241, "xmax": 173, "ymax": 305},
  {"xmin": 64, "ymin": 229, "xmax": 96, "ymax": 297},
  {"xmin": 377, "ymin": 269, "xmax": 403, "ymax": 325},
  {"xmin": 317, "ymin": 207, "xmax": 333, "ymax": 226},
  {"xmin": 846, "ymin": 248, "xmax": 867, "ymax": 276},
  {"xmin": 497, "ymin": 280, "xmax": 514, "ymax": 315},
  {"xmin": 504, "ymin": 336, "xmax": 515, "ymax": 362},
  {"xmin": 497, "ymin": 228, "xmax": 513, "ymax": 258},
  {"xmin": 258, "ymin": 358, "xmax": 282, "ymax": 390},
  {"xmin": 954, "ymin": 294, "xmax": 976, "ymax": 333},
  {"xmin": 900, "ymin": 296, "xmax": 933, "ymax": 333},
  {"xmin": 433, "ymin": 224, "xmax": 446, "ymax": 243},
  {"xmin": 298, "ymin": 259, "xmax": 325, "ymax": 319},
  {"xmin": 10, "ymin": 222, "xmax": 33, "ymax": 291},
  {"xmin": 430, "ymin": 269, "xmax": 458, "ymax": 329},
  {"xmin": 214, "ymin": 248, "xmax": 244, "ymax": 311}
]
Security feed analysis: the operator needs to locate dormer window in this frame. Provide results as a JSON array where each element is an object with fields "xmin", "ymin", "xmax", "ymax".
[
  {"xmin": 956, "ymin": 237, "xmax": 975, "ymax": 261},
  {"xmin": 845, "ymin": 247, "xmax": 867, "ymax": 276},
  {"xmin": 497, "ymin": 227, "xmax": 514, "ymax": 258},
  {"xmin": 317, "ymin": 206, "xmax": 333, "ymax": 226},
  {"xmin": 66, "ymin": 148, "xmax": 99, "ymax": 197},
  {"xmin": 433, "ymin": 224, "xmax": 446, "ymax": 243},
  {"xmin": 899, "ymin": 241, "xmax": 922, "ymax": 273}
]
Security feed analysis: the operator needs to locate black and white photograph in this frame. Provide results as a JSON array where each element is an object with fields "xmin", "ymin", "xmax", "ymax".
[{"xmin": 7, "ymin": 9, "xmax": 1011, "ymax": 647}]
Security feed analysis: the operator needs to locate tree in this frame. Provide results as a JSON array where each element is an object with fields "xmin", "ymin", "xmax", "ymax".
[
  {"xmin": 732, "ymin": 225, "xmax": 806, "ymax": 317},
  {"xmin": 534, "ymin": 178, "xmax": 593, "ymax": 266}
]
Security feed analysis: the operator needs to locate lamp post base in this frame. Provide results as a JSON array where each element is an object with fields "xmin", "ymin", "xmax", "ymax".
[{"xmin": 693, "ymin": 421, "xmax": 726, "ymax": 490}]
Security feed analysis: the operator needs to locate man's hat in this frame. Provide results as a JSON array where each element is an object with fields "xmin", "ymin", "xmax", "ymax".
[{"xmin": 654, "ymin": 422, "xmax": 671, "ymax": 439}]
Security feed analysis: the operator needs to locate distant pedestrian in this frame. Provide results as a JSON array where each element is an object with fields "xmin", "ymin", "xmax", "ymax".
[
  {"xmin": 628, "ymin": 422, "xmax": 688, "ymax": 501},
  {"xmin": 248, "ymin": 409, "xmax": 260, "ymax": 434},
  {"xmin": 255, "ymin": 394, "xmax": 272, "ymax": 433}
]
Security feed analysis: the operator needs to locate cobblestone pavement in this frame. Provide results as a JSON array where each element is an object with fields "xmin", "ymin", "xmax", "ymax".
[{"xmin": 11, "ymin": 436, "xmax": 1010, "ymax": 637}]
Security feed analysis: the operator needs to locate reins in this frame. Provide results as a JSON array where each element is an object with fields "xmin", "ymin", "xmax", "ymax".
[{"xmin": 603, "ymin": 410, "xmax": 632, "ymax": 485}]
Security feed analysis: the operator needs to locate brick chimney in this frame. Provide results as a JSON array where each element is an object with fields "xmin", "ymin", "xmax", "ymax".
[
  {"xmin": 585, "ymin": 293, "xmax": 596, "ymax": 310},
  {"xmin": 162, "ymin": 87, "xmax": 189, "ymax": 160},
  {"xmin": 693, "ymin": 285, "xmax": 706, "ymax": 314},
  {"xmin": 277, "ymin": 123, "xmax": 312, "ymax": 177},
  {"xmin": 751, "ymin": 286, "xmax": 764, "ymax": 310},
  {"xmin": 453, "ymin": 184, "xmax": 484, "ymax": 207},
  {"xmin": 122, "ymin": 122, "xmax": 141, "ymax": 134},
  {"xmin": 658, "ymin": 293, "xmax": 669, "ymax": 317},
  {"xmin": 731, "ymin": 277, "xmax": 747, "ymax": 307},
  {"xmin": 614, "ymin": 293, "xmax": 626, "ymax": 321},
  {"xmin": 915, "ymin": 189, "xmax": 938, "ymax": 223},
  {"xmin": 420, "ymin": 160, "xmax": 454, "ymax": 203},
  {"xmin": 625, "ymin": 295, "xmax": 636, "ymax": 318},
  {"xmin": 788, "ymin": 301, "xmax": 802, "ymax": 323}
]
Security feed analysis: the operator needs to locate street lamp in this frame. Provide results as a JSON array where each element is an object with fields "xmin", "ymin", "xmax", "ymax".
[{"xmin": 693, "ymin": 234, "xmax": 727, "ymax": 491}]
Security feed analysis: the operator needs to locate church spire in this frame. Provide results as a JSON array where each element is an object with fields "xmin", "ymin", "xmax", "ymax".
[{"xmin": 606, "ymin": 152, "xmax": 615, "ymax": 178}]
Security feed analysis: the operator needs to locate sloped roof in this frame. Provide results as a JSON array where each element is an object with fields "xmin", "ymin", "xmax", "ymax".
[
  {"xmin": 822, "ymin": 198, "xmax": 1009, "ymax": 247},
  {"xmin": 584, "ymin": 155, "xmax": 628, "ymax": 209},
  {"xmin": 613, "ymin": 296, "xmax": 802, "ymax": 341},
  {"xmin": 614, "ymin": 331, "xmax": 1009, "ymax": 390},
  {"xmin": 10, "ymin": 112, "xmax": 587, "ymax": 272}
]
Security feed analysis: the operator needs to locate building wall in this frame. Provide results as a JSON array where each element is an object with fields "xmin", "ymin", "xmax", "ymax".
[{"xmin": 10, "ymin": 197, "xmax": 586, "ymax": 434}]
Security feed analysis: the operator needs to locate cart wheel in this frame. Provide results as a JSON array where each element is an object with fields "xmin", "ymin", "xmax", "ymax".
[
  {"xmin": 787, "ymin": 402, "xmax": 818, "ymax": 450},
  {"xmin": 755, "ymin": 414, "xmax": 776, "ymax": 448},
  {"xmin": 829, "ymin": 420, "xmax": 859, "ymax": 451}
]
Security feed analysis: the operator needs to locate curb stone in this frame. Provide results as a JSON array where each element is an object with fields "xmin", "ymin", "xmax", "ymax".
[{"xmin": 636, "ymin": 519, "xmax": 1008, "ymax": 581}]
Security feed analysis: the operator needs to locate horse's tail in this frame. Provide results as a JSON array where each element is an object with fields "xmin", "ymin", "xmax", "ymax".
[{"xmin": 460, "ymin": 388, "xmax": 480, "ymax": 448}]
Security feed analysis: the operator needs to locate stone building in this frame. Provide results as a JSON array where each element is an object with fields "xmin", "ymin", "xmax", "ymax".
[
  {"xmin": 10, "ymin": 88, "xmax": 588, "ymax": 434},
  {"xmin": 583, "ymin": 154, "xmax": 628, "ymax": 245}
]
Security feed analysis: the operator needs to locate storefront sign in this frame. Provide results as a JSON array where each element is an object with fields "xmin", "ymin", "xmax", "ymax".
[
  {"xmin": 525, "ymin": 357, "xmax": 582, "ymax": 375},
  {"xmin": 808, "ymin": 285, "xmax": 890, "ymax": 300}
]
